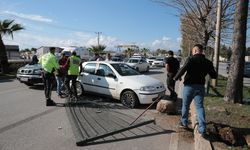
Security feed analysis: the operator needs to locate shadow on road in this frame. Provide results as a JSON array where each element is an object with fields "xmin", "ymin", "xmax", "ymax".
[{"xmin": 0, "ymin": 78, "xmax": 16, "ymax": 83}]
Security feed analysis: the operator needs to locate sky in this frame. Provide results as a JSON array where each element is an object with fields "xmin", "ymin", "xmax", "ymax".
[{"xmin": 0, "ymin": 0, "xmax": 181, "ymax": 51}]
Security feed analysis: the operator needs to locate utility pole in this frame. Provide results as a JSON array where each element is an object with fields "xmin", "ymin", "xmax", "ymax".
[
  {"xmin": 95, "ymin": 32, "xmax": 102, "ymax": 46},
  {"xmin": 212, "ymin": 0, "xmax": 222, "ymax": 87}
]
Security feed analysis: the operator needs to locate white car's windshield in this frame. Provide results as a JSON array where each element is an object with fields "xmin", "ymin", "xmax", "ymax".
[
  {"xmin": 111, "ymin": 64, "xmax": 140, "ymax": 76},
  {"xmin": 128, "ymin": 59, "xmax": 139, "ymax": 63},
  {"xmin": 156, "ymin": 58, "xmax": 164, "ymax": 61}
]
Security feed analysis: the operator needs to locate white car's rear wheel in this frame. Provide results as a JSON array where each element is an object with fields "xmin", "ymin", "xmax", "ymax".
[{"xmin": 121, "ymin": 91, "xmax": 139, "ymax": 108}]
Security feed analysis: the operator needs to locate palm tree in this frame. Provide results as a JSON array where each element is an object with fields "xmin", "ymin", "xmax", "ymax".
[
  {"xmin": 88, "ymin": 44, "xmax": 106, "ymax": 54},
  {"xmin": 0, "ymin": 19, "xmax": 24, "ymax": 73},
  {"xmin": 141, "ymin": 48, "xmax": 149, "ymax": 57},
  {"xmin": 126, "ymin": 48, "xmax": 134, "ymax": 57}
]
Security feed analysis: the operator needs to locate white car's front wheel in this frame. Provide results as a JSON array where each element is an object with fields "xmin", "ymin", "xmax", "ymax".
[
  {"xmin": 120, "ymin": 91, "xmax": 139, "ymax": 108},
  {"xmin": 75, "ymin": 81, "xmax": 84, "ymax": 96}
]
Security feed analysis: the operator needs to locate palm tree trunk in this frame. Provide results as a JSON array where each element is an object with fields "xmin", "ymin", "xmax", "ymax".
[
  {"xmin": 0, "ymin": 36, "xmax": 9, "ymax": 73},
  {"xmin": 224, "ymin": 0, "xmax": 249, "ymax": 103}
]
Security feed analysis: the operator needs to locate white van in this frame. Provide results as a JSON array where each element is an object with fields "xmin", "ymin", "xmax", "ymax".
[{"xmin": 61, "ymin": 46, "xmax": 89, "ymax": 61}]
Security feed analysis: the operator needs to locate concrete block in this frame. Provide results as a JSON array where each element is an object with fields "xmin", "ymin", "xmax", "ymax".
[
  {"xmin": 156, "ymin": 100, "xmax": 177, "ymax": 114},
  {"xmin": 194, "ymin": 126, "xmax": 212, "ymax": 150}
]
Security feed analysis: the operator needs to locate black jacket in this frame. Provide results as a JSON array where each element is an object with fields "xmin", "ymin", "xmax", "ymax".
[{"xmin": 174, "ymin": 54, "xmax": 217, "ymax": 85}]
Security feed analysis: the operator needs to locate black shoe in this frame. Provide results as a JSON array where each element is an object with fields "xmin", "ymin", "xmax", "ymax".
[
  {"xmin": 46, "ymin": 100, "xmax": 57, "ymax": 106},
  {"xmin": 178, "ymin": 122, "xmax": 188, "ymax": 129}
]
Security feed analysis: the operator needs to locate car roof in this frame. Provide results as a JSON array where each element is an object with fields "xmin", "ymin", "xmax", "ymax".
[{"xmin": 84, "ymin": 61, "xmax": 124, "ymax": 65}]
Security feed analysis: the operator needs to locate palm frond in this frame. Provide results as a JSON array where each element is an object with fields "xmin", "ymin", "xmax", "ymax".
[
  {"xmin": 11, "ymin": 24, "xmax": 24, "ymax": 31},
  {"xmin": 2, "ymin": 20, "xmax": 14, "ymax": 29}
]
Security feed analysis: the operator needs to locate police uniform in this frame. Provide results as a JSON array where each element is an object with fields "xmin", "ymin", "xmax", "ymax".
[
  {"xmin": 65, "ymin": 55, "xmax": 81, "ymax": 98},
  {"xmin": 39, "ymin": 52, "xmax": 59, "ymax": 105}
]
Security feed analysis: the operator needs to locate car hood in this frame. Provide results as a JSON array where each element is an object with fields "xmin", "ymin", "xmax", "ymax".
[
  {"xmin": 119, "ymin": 75, "xmax": 163, "ymax": 88},
  {"xmin": 19, "ymin": 64, "xmax": 42, "ymax": 70}
]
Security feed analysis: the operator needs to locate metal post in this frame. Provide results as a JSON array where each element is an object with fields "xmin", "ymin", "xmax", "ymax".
[
  {"xmin": 95, "ymin": 32, "xmax": 102, "ymax": 46},
  {"xmin": 213, "ymin": 0, "xmax": 222, "ymax": 86}
]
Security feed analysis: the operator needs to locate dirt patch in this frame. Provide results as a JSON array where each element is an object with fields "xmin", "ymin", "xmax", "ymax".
[{"xmin": 147, "ymin": 110, "xmax": 194, "ymax": 144}]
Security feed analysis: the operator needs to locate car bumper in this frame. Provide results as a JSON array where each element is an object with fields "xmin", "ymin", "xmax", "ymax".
[
  {"xmin": 136, "ymin": 90, "xmax": 166, "ymax": 104},
  {"xmin": 152, "ymin": 63, "xmax": 164, "ymax": 66},
  {"xmin": 16, "ymin": 74, "xmax": 43, "ymax": 84}
]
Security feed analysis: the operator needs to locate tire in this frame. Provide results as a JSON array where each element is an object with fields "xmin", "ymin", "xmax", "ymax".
[
  {"xmin": 146, "ymin": 66, "xmax": 150, "ymax": 72},
  {"xmin": 136, "ymin": 67, "xmax": 139, "ymax": 72},
  {"xmin": 75, "ymin": 81, "xmax": 84, "ymax": 96},
  {"xmin": 120, "ymin": 91, "xmax": 139, "ymax": 108}
]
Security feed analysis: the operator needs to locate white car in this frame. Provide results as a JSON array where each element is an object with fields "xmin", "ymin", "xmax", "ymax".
[
  {"xmin": 152, "ymin": 57, "xmax": 166, "ymax": 67},
  {"xmin": 76, "ymin": 61, "xmax": 165, "ymax": 108},
  {"xmin": 126, "ymin": 58, "xmax": 150, "ymax": 72},
  {"xmin": 146, "ymin": 57, "xmax": 156, "ymax": 65}
]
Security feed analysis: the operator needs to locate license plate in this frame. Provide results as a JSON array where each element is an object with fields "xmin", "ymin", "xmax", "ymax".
[{"xmin": 20, "ymin": 77, "xmax": 28, "ymax": 82}]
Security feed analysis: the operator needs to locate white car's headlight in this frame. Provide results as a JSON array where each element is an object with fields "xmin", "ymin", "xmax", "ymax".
[
  {"xmin": 140, "ymin": 86, "xmax": 156, "ymax": 91},
  {"xmin": 33, "ymin": 69, "xmax": 42, "ymax": 74}
]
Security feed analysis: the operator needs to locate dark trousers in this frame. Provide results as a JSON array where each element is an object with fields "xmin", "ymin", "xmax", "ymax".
[
  {"xmin": 42, "ymin": 71, "xmax": 55, "ymax": 100},
  {"xmin": 167, "ymin": 73, "xmax": 177, "ymax": 98},
  {"xmin": 65, "ymin": 75, "xmax": 78, "ymax": 97}
]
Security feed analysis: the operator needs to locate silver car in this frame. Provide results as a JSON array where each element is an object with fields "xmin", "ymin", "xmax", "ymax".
[{"xmin": 16, "ymin": 64, "xmax": 43, "ymax": 86}]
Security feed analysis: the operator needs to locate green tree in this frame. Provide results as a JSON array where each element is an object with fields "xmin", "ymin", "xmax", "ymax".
[
  {"xmin": 0, "ymin": 19, "xmax": 24, "ymax": 73},
  {"xmin": 220, "ymin": 45, "xmax": 228, "ymax": 60},
  {"xmin": 88, "ymin": 44, "xmax": 106, "ymax": 54}
]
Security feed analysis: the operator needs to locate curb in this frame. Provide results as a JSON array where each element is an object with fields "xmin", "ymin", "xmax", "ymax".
[{"xmin": 176, "ymin": 80, "xmax": 213, "ymax": 150}]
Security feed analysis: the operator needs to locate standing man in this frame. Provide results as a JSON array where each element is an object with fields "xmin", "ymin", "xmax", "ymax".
[
  {"xmin": 39, "ymin": 47, "xmax": 59, "ymax": 106},
  {"xmin": 55, "ymin": 52, "xmax": 68, "ymax": 97},
  {"xmin": 165, "ymin": 50, "xmax": 180, "ymax": 99},
  {"xmin": 174, "ymin": 44, "xmax": 217, "ymax": 137},
  {"xmin": 65, "ymin": 51, "xmax": 82, "ymax": 99}
]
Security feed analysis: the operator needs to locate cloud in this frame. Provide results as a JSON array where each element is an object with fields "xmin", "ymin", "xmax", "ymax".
[
  {"xmin": 3, "ymin": 32, "xmax": 122, "ymax": 50},
  {"xmin": 86, "ymin": 35, "xmax": 121, "ymax": 49},
  {"xmin": 150, "ymin": 36, "xmax": 181, "ymax": 50},
  {"xmin": 3, "ymin": 31, "xmax": 181, "ymax": 52},
  {"xmin": 2, "ymin": 11, "xmax": 53, "ymax": 23}
]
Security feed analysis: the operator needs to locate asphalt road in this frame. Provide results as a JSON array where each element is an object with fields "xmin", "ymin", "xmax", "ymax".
[{"xmin": 0, "ymin": 67, "xmax": 193, "ymax": 150}]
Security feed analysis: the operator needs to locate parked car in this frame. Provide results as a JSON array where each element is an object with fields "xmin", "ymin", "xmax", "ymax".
[
  {"xmin": 146, "ymin": 57, "xmax": 156, "ymax": 65},
  {"xmin": 76, "ymin": 61, "xmax": 166, "ymax": 108},
  {"xmin": 111, "ymin": 56, "xmax": 123, "ymax": 62},
  {"xmin": 226, "ymin": 61, "xmax": 250, "ymax": 77},
  {"xmin": 152, "ymin": 57, "xmax": 166, "ymax": 67},
  {"xmin": 126, "ymin": 58, "xmax": 150, "ymax": 72},
  {"xmin": 16, "ymin": 64, "xmax": 43, "ymax": 86}
]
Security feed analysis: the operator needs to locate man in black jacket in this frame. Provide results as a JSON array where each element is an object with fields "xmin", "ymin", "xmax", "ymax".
[
  {"xmin": 165, "ymin": 50, "xmax": 180, "ymax": 99},
  {"xmin": 174, "ymin": 44, "xmax": 217, "ymax": 137}
]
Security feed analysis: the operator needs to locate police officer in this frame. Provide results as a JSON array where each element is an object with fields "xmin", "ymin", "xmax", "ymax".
[
  {"xmin": 39, "ymin": 47, "xmax": 59, "ymax": 106},
  {"xmin": 65, "ymin": 51, "xmax": 82, "ymax": 99}
]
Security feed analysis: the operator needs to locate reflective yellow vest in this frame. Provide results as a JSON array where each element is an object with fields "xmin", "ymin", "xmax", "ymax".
[
  {"xmin": 68, "ymin": 56, "xmax": 81, "ymax": 75},
  {"xmin": 39, "ymin": 52, "xmax": 59, "ymax": 73}
]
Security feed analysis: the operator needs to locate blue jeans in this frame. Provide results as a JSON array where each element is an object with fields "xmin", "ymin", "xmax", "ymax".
[
  {"xmin": 181, "ymin": 84, "xmax": 206, "ymax": 134},
  {"xmin": 55, "ymin": 76, "xmax": 63, "ymax": 95}
]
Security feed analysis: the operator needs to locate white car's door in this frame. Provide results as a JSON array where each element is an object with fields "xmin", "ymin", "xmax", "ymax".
[
  {"xmin": 80, "ymin": 63, "xmax": 97, "ymax": 92},
  {"xmin": 140, "ymin": 59, "xmax": 148, "ymax": 71},
  {"xmin": 94, "ymin": 64, "xmax": 118, "ymax": 97}
]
